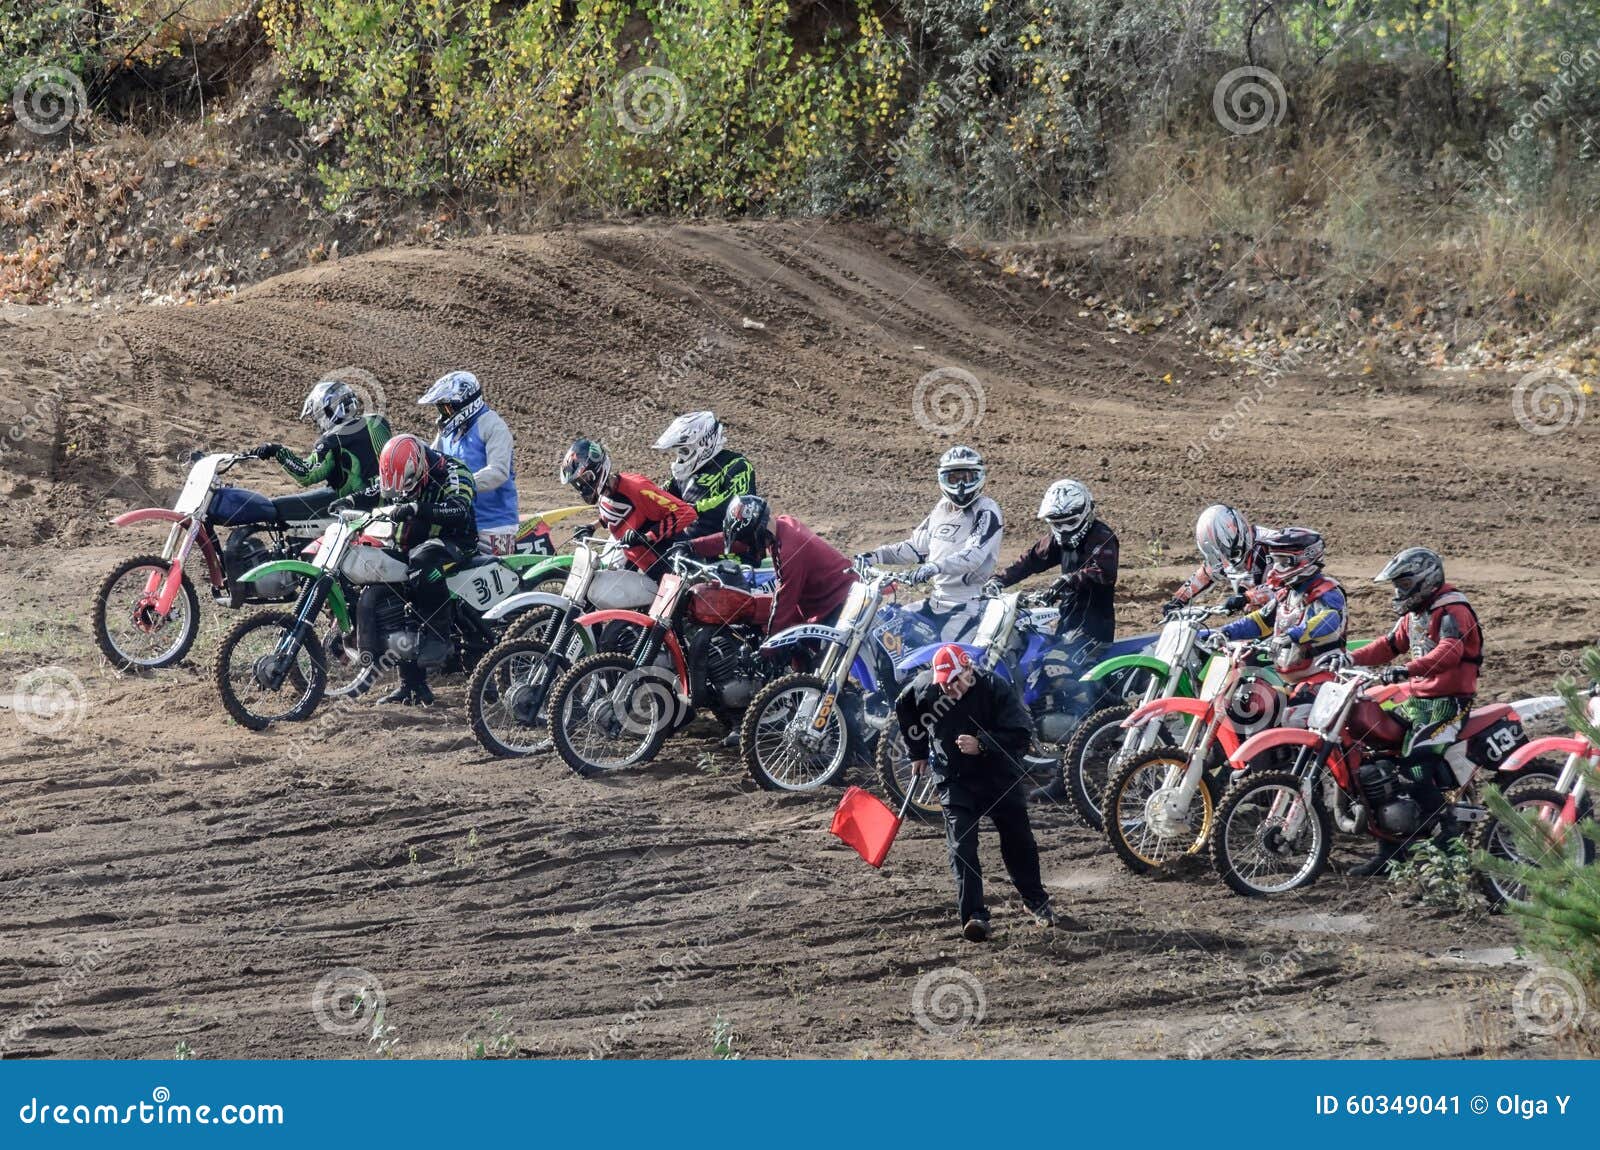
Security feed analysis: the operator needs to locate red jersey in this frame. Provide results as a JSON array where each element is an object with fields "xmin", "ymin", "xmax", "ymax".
[
  {"xmin": 597, "ymin": 472, "xmax": 696, "ymax": 571},
  {"xmin": 692, "ymin": 514, "xmax": 857, "ymax": 634},
  {"xmin": 1350, "ymin": 585, "xmax": 1482, "ymax": 698}
]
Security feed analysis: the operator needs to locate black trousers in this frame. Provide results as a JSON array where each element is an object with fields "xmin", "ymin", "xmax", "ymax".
[{"xmin": 941, "ymin": 776, "xmax": 1049, "ymax": 924}]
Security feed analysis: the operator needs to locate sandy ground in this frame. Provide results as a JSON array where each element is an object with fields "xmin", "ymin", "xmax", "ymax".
[{"xmin": 0, "ymin": 220, "xmax": 1595, "ymax": 1059}]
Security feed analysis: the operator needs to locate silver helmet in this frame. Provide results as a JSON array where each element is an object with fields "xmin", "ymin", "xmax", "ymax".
[
  {"xmin": 1195, "ymin": 504, "xmax": 1254, "ymax": 580},
  {"xmin": 1375, "ymin": 547, "xmax": 1445, "ymax": 616},
  {"xmin": 1038, "ymin": 479, "xmax": 1094, "ymax": 547}
]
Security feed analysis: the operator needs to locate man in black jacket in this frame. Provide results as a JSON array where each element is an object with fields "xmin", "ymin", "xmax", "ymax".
[{"xmin": 894, "ymin": 644, "xmax": 1057, "ymax": 942}]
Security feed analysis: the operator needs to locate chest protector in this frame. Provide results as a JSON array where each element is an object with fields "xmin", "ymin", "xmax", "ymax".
[{"xmin": 1408, "ymin": 591, "xmax": 1484, "ymax": 664}]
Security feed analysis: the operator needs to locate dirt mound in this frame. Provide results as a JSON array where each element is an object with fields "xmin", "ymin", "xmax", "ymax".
[{"xmin": 1, "ymin": 220, "xmax": 1594, "ymax": 1058}]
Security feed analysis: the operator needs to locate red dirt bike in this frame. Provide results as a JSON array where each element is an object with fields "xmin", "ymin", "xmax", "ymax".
[
  {"xmin": 93, "ymin": 451, "xmax": 337, "ymax": 670},
  {"xmin": 547, "ymin": 551, "xmax": 776, "ymax": 777},
  {"xmin": 1473, "ymin": 685, "xmax": 1600, "ymax": 907},
  {"xmin": 1210, "ymin": 665, "xmax": 1566, "ymax": 896},
  {"xmin": 1101, "ymin": 636, "xmax": 1330, "ymax": 874}
]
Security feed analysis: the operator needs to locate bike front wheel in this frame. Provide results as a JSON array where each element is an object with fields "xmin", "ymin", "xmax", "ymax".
[
  {"xmin": 1211, "ymin": 770, "xmax": 1331, "ymax": 896},
  {"xmin": 548, "ymin": 653, "xmax": 678, "ymax": 777},
  {"xmin": 214, "ymin": 610, "xmax": 326, "ymax": 730},
  {"xmin": 740, "ymin": 673, "xmax": 852, "ymax": 792}
]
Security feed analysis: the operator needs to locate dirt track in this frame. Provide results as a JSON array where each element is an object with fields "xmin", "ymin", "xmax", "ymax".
[{"xmin": 1, "ymin": 221, "xmax": 1596, "ymax": 1059}]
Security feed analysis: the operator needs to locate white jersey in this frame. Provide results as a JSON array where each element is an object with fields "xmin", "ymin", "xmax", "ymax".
[{"xmin": 870, "ymin": 495, "xmax": 1004, "ymax": 606}]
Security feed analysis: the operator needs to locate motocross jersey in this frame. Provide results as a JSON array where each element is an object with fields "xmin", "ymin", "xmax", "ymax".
[
  {"xmin": 693, "ymin": 514, "xmax": 857, "ymax": 635},
  {"xmin": 1351, "ymin": 584, "xmax": 1482, "ymax": 698},
  {"xmin": 1220, "ymin": 573, "xmax": 1347, "ymax": 676},
  {"xmin": 271, "ymin": 415, "xmax": 391, "ymax": 503},
  {"xmin": 396, "ymin": 448, "xmax": 478, "ymax": 553},
  {"xmin": 1170, "ymin": 527, "xmax": 1276, "ymax": 607},
  {"xmin": 996, "ymin": 519, "xmax": 1120, "ymax": 644},
  {"xmin": 868, "ymin": 495, "xmax": 1003, "ymax": 606},
  {"xmin": 432, "ymin": 406, "xmax": 517, "ymax": 532},
  {"xmin": 665, "ymin": 449, "xmax": 756, "ymax": 539},
  {"xmin": 597, "ymin": 472, "xmax": 698, "ymax": 572}
]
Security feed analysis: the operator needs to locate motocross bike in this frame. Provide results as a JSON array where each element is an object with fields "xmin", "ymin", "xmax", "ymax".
[
  {"xmin": 547, "ymin": 552, "xmax": 777, "ymax": 777},
  {"xmin": 1102, "ymin": 637, "xmax": 1322, "ymax": 874},
  {"xmin": 1210, "ymin": 666, "xmax": 1568, "ymax": 896},
  {"xmin": 214, "ymin": 505, "xmax": 545, "ymax": 729},
  {"xmin": 1065, "ymin": 603, "xmax": 1247, "ymax": 831},
  {"xmin": 737, "ymin": 564, "xmax": 939, "ymax": 793},
  {"xmin": 466, "ymin": 537, "xmax": 779, "ymax": 758},
  {"xmin": 1473, "ymin": 685, "xmax": 1600, "ymax": 908},
  {"xmin": 94, "ymin": 451, "xmax": 338, "ymax": 670},
  {"xmin": 875, "ymin": 589, "xmax": 1158, "ymax": 822}
]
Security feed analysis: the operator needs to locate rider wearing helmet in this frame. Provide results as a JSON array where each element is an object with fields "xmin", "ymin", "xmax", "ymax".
[
  {"xmin": 653, "ymin": 411, "xmax": 756, "ymax": 541},
  {"xmin": 855, "ymin": 445, "xmax": 1003, "ymax": 639},
  {"xmin": 366, "ymin": 433, "xmax": 478, "ymax": 706},
  {"xmin": 418, "ymin": 371, "xmax": 519, "ymax": 556},
  {"xmin": 560, "ymin": 438, "xmax": 696, "ymax": 578},
  {"xmin": 255, "ymin": 377, "xmax": 391, "ymax": 506},
  {"xmin": 1216, "ymin": 527, "xmax": 1346, "ymax": 681},
  {"xmin": 1162, "ymin": 504, "xmax": 1275, "ymax": 616},
  {"xmin": 1344, "ymin": 547, "xmax": 1485, "ymax": 876},
  {"xmin": 693, "ymin": 494, "xmax": 858, "ymax": 634}
]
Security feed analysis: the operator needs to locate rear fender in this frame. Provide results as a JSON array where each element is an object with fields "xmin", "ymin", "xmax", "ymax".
[{"xmin": 1082, "ymin": 652, "xmax": 1173, "ymax": 684}]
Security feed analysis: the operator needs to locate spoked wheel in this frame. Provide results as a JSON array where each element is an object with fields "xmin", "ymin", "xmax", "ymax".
[
  {"xmin": 740, "ymin": 673, "xmax": 851, "ymax": 792},
  {"xmin": 1211, "ymin": 770, "xmax": 1331, "ymax": 896},
  {"xmin": 1061, "ymin": 703, "xmax": 1177, "ymax": 832},
  {"xmin": 467, "ymin": 625, "xmax": 587, "ymax": 758},
  {"xmin": 549, "ymin": 653, "xmax": 678, "ymax": 778},
  {"xmin": 93, "ymin": 554, "xmax": 201, "ymax": 670},
  {"xmin": 320, "ymin": 607, "xmax": 381, "ymax": 699},
  {"xmin": 1473, "ymin": 779, "xmax": 1595, "ymax": 910},
  {"xmin": 874, "ymin": 728, "xmax": 942, "ymax": 823},
  {"xmin": 214, "ymin": 610, "xmax": 326, "ymax": 730},
  {"xmin": 500, "ymin": 603, "xmax": 561, "ymax": 644},
  {"xmin": 1104, "ymin": 749, "xmax": 1216, "ymax": 874}
]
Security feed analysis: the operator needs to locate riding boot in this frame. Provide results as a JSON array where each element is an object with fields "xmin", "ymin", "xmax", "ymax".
[
  {"xmin": 1349, "ymin": 838, "xmax": 1410, "ymax": 878},
  {"xmin": 1028, "ymin": 763, "xmax": 1069, "ymax": 805},
  {"xmin": 379, "ymin": 661, "xmax": 432, "ymax": 706}
]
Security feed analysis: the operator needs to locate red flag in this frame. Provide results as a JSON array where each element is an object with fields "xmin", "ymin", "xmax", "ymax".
[{"xmin": 830, "ymin": 785, "xmax": 905, "ymax": 868}]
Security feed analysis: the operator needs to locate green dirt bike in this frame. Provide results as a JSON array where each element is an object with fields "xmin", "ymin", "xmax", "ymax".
[{"xmin": 214, "ymin": 504, "xmax": 548, "ymax": 729}]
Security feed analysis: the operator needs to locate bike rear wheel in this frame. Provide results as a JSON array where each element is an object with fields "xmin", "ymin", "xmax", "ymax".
[
  {"xmin": 549, "ymin": 653, "xmax": 677, "ymax": 777},
  {"xmin": 94, "ymin": 554, "xmax": 201, "ymax": 670},
  {"xmin": 740, "ymin": 673, "xmax": 851, "ymax": 792},
  {"xmin": 1473, "ymin": 778, "xmax": 1595, "ymax": 910},
  {"xmin": 214, "ymin": 610, "xmax": 326, "ymax": 730},
  {"xmin": 1211, "ymin": 770, "xmax": 1331, "ymax": 896}
]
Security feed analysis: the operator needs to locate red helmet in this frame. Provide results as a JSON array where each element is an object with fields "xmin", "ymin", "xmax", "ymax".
[{"xmin": 379, "ymin": 433, "xmax": 430, "ymax": 499}]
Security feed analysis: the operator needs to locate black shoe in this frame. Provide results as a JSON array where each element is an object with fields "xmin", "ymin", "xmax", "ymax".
[
  {"xmin": 1029, "ymin": 775, "xmax": 1068, "ymax": 804},
  {"xmin": 719, "ymin": 728, "xmax": 740, "ymax": 749},
  {"xmin": 1025, "ymin": 901, "xmax": 1058, "ymax": 928},
  {"xmin": 1349, "ymin": 840, "xmax": 1407, "ymax": 878},
  {"xmin": 962, "ymin": 917, "xmax": 991, "ymax": 943}
]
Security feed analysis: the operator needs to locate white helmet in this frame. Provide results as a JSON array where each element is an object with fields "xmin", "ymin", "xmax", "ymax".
[
  {"xmin": 301, "ymin": 379, "xmax": 364, "ymax": 435},
  {"xmin": 937, "ymin": 445, "xmax": 986, "ymax": 507},
  {"xmin": 418, "ymin": 370, "xmax": 485, "ymax": 436},
  {"xmin": 1038, "ymin": 479, "xmax": 1094, "ymax": 547},
  {"xmin": 1195, "ymin": 504, "xmax": 1255, "ymax": 580},
  {"xmin": 653, "ymin": 411, "xmax": 726, "ymax": 485}
]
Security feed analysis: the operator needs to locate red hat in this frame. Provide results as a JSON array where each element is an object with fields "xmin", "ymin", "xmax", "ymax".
[{"xmin": 931, "ymin": 644, "xmax": 973, "ymax": 685}]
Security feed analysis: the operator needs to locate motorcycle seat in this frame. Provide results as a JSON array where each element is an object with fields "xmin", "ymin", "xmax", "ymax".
[
  {"xmin": 458, "ymin": 554, "xmax": 505, "ymax": 572},
  {"xmin": 270, "ymin": 489, "xmax": 338, "ymax": 525},
  {"xmin": 210, "ymin": 486, "xmax": 278, "ymax": 527},
  {"xmin": 1459, "ymin": 703, "xmax": 1514, "ymax": 741}
]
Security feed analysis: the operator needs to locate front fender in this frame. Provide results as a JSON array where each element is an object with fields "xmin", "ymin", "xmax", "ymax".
[
  {"xmin": 760, "ymin": 624, "xmax": 848, "ymax": 653},
  {"xmin": 1126, "ymin": 695, "xmax": 1211, "ymax": 726},
  {"xmin": 520, "ymin": 554, "xmax": 574, "ymax": 583},
  {"xmin": 484, "ymin": 590, "xmax": 570, "ymax": 622},
  {"xmin": 1083, "ymin": 652, "xmax": 1181, "ymax": 687},
  {"xmin": 241, "ymin": 558, "xmax": 321, "ymax": 584},
  {"xmin": 894, "ymin": 641, "xmax": 984, "ymax": 678},
  {"xmin": 525, "ymin": 505, "xmax": 592, "ymax": 530},
  {"xmin": 575, "ymin": 608, "xmax": 655, "ymax": 631},
  {"xmin": 1229, "ymin": 726, "xmax": 1324, "ymax": 770},
  {"xmin": 1501, "ymin": 735, "xmax": 1594, "ymax": 774},
  {"xmin": 111, "ymin": 508, "xmax": 190, "ymax": 528}
]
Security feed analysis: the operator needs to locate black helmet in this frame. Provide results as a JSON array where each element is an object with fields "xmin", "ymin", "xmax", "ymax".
[
  {"xmin": 560, "ymin": 438, "xmax": 612, "ymax": 505},
  {"xmin": 723, "ymin": 493, "xmax": 771, "ymax": 557},
  {"xmin": 1261, "ymin": 527, "xmax": 1326, "ymax": 588},
  {"xmin": 1375, "ymin": 547, "xmax": 1445, "ymax": 616}
]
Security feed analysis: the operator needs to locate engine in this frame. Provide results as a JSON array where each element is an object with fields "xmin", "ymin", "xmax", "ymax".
[
  {"xmin": 223, "ymin": 531, "xmax": 297, "ymax": 601},
  {"xmin": 691, "ymin": 627, "xmax": 764, "ymax": 711},
  {"xmin": 1357, "ymin": 759, "xmax": 1421, "ymax": 836},
  {"xmin": 372, "ymin": 595, "xmax": 451, "ymax": 668}
]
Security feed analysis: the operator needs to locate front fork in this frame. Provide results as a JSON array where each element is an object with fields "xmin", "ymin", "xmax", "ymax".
[
  {"xmin": 1120, "ymin": 673, "xmax": 1171, "ymax": 761},
  {"xmin": 260, "ymin": 577, "xmax": 330, "ymax": 690},
  {"xmin": 143, "ymin": 519, "xmax": 202, "ymax": 617},
  {"xmin": 1269, "ymin": 745, "xmax": 1329, "ymax": 839}
]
